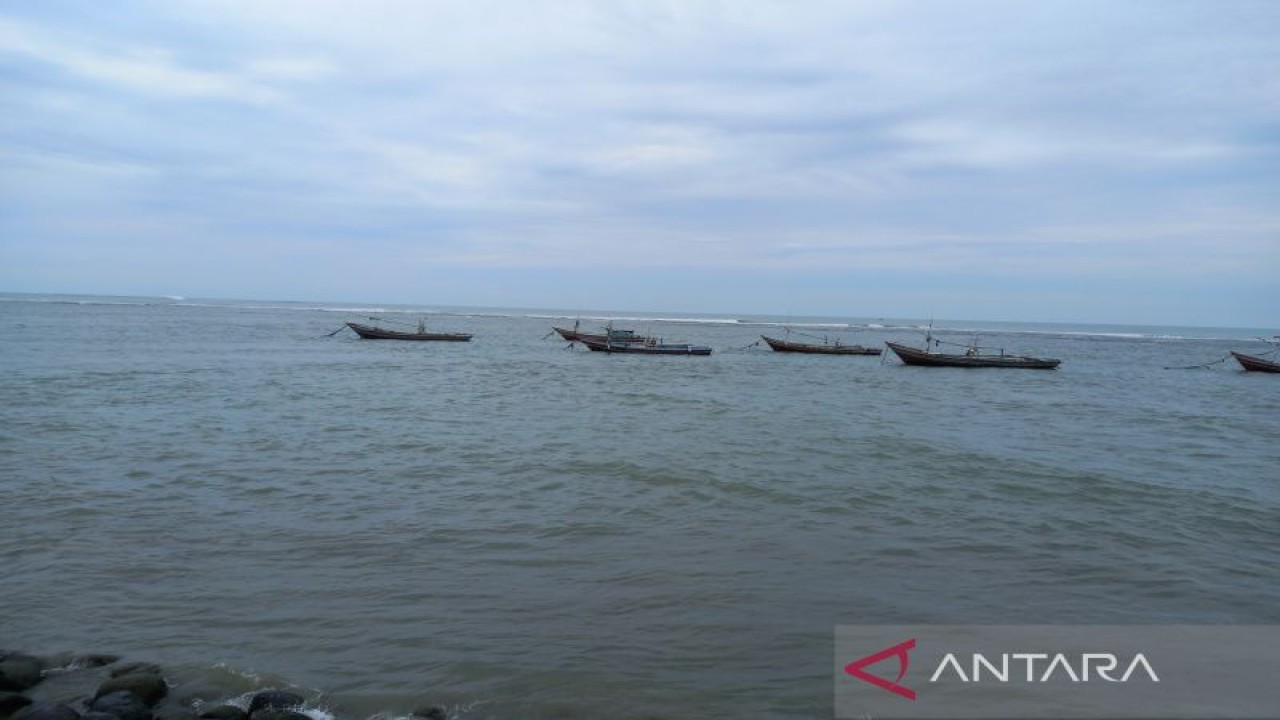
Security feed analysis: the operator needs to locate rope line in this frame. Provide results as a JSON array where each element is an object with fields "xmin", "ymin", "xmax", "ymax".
[
  {"xmin": 363, "ymin": 315, "xmax": 428, "ymax": 328},
  {"xmin": 1164, "ymin": 355, "xmax": 1229, "ymax": 370},
  {"xmin": 782, "ymin": 327, "xmax": 871, "ymax": 343}
]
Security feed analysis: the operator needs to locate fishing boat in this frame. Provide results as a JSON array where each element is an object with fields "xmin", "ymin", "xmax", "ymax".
[
  {"xmin": 553, "ymin": 324, "xmax": 653, "ymax": 345},
  {"xmin": 1230, "ymin": 351, "xmax": 1280, "ymax": 373},
  {"xmin": 345, "ymin": 320, "xmax": 472, "ymax": 342},
  {"xmin": 761, "ymin": 335, "xmax": 881, "ymax": 356},
  {"xmin": 885, "ymin": 341, "xmax": 1060, "ymax": 369},
  {"xmin": 579, "ymin": 338, "xmax": 712, "ymax": 356}
]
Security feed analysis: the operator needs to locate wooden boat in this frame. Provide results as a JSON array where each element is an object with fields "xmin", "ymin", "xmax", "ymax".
[
  {"xmin": 885, "ymin": 341, "xmax": 1060, "ymax": 369},
  {"xmin": 345, "ymin": 321, "xmax": 472, "ymax": 342},
  {"xmin": 553, "ymin": 325, "xmax": 652, "ymax": 345},
  {"xmin": 579, "ymin": 338, "xmax": 712, "ymax": 356},
  {"xmin": 1230, "ymin": 351, "xmax": 1280, "ymax": 373},
  {"xmin": 761, "ymin": 335, "xmax": 881, "ymax": 356}
]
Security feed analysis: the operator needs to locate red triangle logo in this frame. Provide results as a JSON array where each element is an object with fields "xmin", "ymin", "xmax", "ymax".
[{"xmin": 844, "ymin": 638, "xmax": 917, "ymax": 700}]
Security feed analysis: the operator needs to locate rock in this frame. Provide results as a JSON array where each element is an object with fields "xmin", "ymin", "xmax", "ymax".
[
  {"xmin": 244, "ymin": 693, "xmax": 302, "ymax": 717},
  {"xmin": 80, "ymin": 713, "xmax": 122, "ymax": 720},
  {"xmin": 411, "ymin": 707, "xmax": 447, "ymax": 720},
  {"xmin": 108, "ymin": 666, "xmax": 161, "ymax": 680},
  {"xmin": 13, "ymin": 702, "xmax": 79, "ymax": 720},
  {"xmin": 87, "ymin": 692, "xmax": 148, "ymax": 720},
  {"xmin": 168, "ymin": 686, "xmax": 226, "ymax": 710},
  {"xmin": 151, "ymin": 708, "xmax": 196, "ymax": 720},
  {"xmin": 195, "ymin": 707, "xmax": 245, "ymax": 720},
  {"xmin": 71, "ymin": 657, "xmax": 120, "ymax": 671},
  {"xmin": 1, "ymin": 693, "xmax": 33, "ymax": 719},
  {"xmin": 244, "ymin": 711, "xmax": 308, "ymax": 720},
  {"xmin": 0, "ymin": 655, "xmax": 45, "ymax": 692},
  {"xmin": 95, "ymin": 675, "xmax": 166, "ymax": 707}
]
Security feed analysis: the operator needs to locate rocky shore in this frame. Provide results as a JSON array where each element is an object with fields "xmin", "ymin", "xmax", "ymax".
[{"xmin": 0, "ymin": 652, "xmax": 447, "ymax": 720}]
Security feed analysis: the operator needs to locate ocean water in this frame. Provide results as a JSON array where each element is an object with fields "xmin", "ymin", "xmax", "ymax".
[{"xmin": 2, "ymin": 294, "xmax": 1277, "ymax": 720}]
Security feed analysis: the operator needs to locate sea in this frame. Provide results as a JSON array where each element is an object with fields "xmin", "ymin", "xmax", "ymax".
[{"xmin": 2, "ymin": 293, "xmax": 1277, "ymax": 720}]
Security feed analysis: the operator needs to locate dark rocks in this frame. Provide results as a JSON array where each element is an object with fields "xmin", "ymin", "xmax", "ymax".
[
  {"xmin": 244, "ymin": 711, "xmax": 308, "ymax": 720},
  {"xmin": 151, "ymin": 707, "xmax": 197, "ymax": 720},
  {"xmin": 70, "ymin": 657, "xmax": 119, "ymax": 671},
  {"xmin": 0, "ymin": 655, "xmax": 45, "ymax": 692},
  {"xmin": 87, "ymin": 691, "xmax": 148, "ymax": 720},
  {"xmin": 411, "ymin": 707, "xmax": 446, "ymax": 720},
  {"xmin": 196, "ymin": 706, "xmax": 245, "ymax": 720},
  {"xmin": 243, "ymin": 692, "xmax": 307, "ymax": 720},
  {"xmin": 94, "ymin": 674, "xmax": 167, "ymax": 707},
  {"xmin": 245, "ymin": 693, "xmax": 302, "ymax": 717},
  {"xmin": 13, "ymin": 702, "xmax": 79, "ymax": 720},
  {"xmin": 7, "ymin": 653, "xmax": 341, "ymax": 720},
  {"xmin": 107, "ymin": 666, "xmax": 161, "ymax": 681},
  {"xmin": 1, "ymin": 693, "xmax": 34, "ymax": 719}
]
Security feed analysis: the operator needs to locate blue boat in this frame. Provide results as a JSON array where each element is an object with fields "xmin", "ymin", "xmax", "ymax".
[{"xmin": 579, "ymin": 337, "xmax": 712, "ymax": 356}]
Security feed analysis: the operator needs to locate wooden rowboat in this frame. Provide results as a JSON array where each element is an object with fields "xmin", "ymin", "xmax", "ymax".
[
  {"xmin": 345, "ymin": 322, "xmax": 472, "ymax": 342},
  {"xmin": 761, "ymin": 335, "xmax": 881, "ymax": 356},
  {"xmin": 553, "ymin": 325, "xmax": 653, "ymax": 345},
  {"xmin": 885, "ymin": 341, "xmax": 1060, "ymax": 369},
  {"xmin": 1231, "ymin": 351, "xmax": 1280, "ymax": 373}
]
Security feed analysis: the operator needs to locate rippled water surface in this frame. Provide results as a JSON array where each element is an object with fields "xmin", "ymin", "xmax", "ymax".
[{"xmin": 3, "ymin": 295, "xmax": 1277, "ymax": 719}]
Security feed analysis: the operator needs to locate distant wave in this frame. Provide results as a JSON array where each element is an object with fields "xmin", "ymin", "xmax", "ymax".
[
  {"xmin": 0, "ymin": 296, "xmax": 175, "ymax": 307},
  {"xmin": 0, "ymin": 293, "xmax": 1270, "ymax": 341},
  {"xmin": 520, "ymin": 312, "xmax": 747, "ymax": 326},
  {"xmin": 519, "ymin": 314, "xmax": 884, "ymax": 330},
  {"xmin": 314, "ymin": 306, "xmax": 397, "ymax": 314},
  {"xmin": 906, "ymin": 324, "xmax": 1269, "ymax": 343},
  {"xmin": 932, "ymin": 327, "xmax": 1221, "ymax": 342}
]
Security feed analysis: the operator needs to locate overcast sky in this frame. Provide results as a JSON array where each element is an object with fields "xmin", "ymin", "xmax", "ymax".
[{"xmin": 2, "ymin": 1, "xmax": 1277, "ymax": 326}]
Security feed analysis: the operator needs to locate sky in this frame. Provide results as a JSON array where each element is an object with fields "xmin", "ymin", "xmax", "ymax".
[{"xmin": 1, "ymin": 1, "xmax": 1277, "ymax": 326}]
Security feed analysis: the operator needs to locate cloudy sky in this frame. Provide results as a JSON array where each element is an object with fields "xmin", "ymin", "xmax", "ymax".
[{"xmin": 1, "ymin": 1, "xmax": 1277, "ymax": 326}]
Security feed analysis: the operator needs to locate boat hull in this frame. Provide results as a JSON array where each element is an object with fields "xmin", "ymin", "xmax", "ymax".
[
  {"xmin": 761, "ymin": 335, "xmax": 881, "ymax": 355},
  {"xmin": 553, "ymin": 326, "xmax": 651, "ymax": 344},
  {"xmin": 1231, "ymin": 351, "xmax": 1280, "ymax": 373},
  {"xmin": 346, "ymin": 322, "xmax": 472, "ymax": 341},
  {"xmin": 580, "ymin": 338, "xmax": 712, "ymax": 356},
  {"xmin": 885, "ymin": 341, "xmax": 1060, "ymax": 369}
]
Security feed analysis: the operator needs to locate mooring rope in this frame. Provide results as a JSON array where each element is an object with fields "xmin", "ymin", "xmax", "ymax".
[
  {"xmin": 1164, "ymin": 355, "xmax": 1229, "ymax": 370},
  {"xmin": 364, "ymin": 315, "xmax": 427, "ymax": 328}
]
